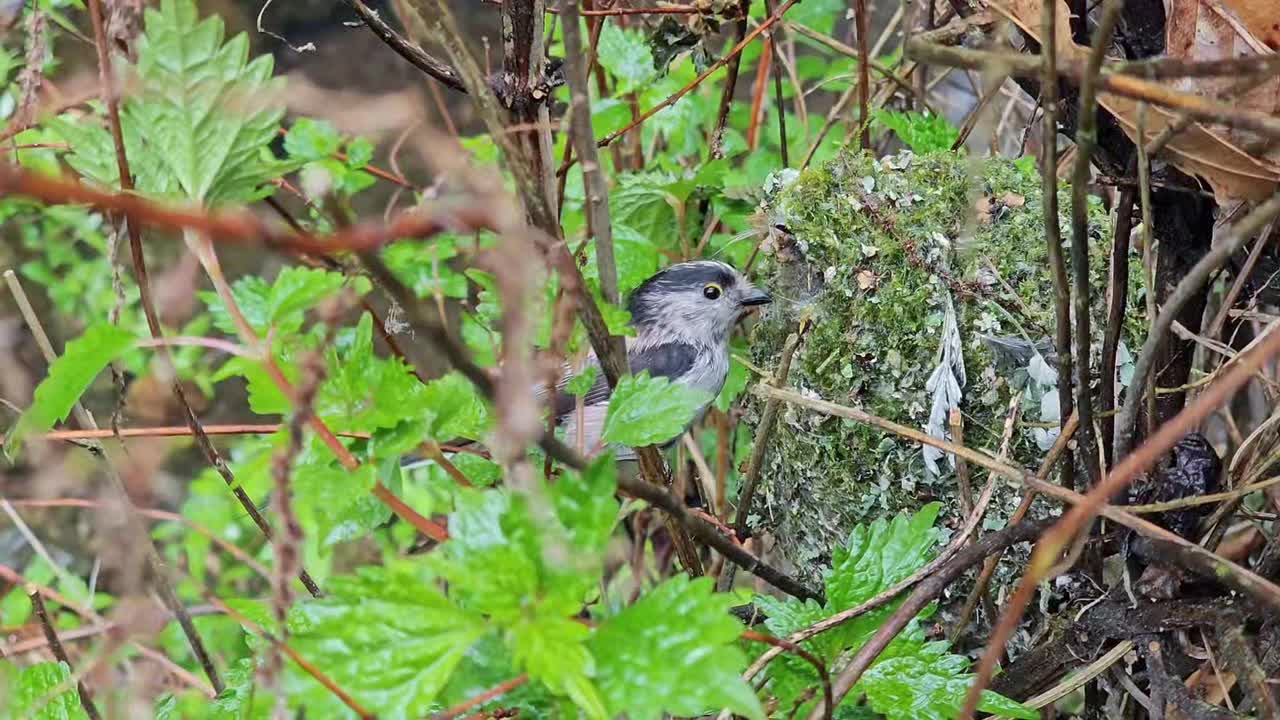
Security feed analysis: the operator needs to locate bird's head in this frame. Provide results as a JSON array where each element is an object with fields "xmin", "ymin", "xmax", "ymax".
[{"xmin": 626, "ymin": 260, "xmax": 771, "ymax": 347}]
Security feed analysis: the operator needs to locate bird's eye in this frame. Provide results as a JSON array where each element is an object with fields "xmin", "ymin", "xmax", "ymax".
[{"xmin": 703, "ymin": 283, "xmax": 722, "ymax": 300}]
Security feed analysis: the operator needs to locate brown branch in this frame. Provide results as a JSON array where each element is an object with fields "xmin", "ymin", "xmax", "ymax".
[
  {"xmin": 853, "ymin": 0, "xmax": 870, "ymax": 150},
  {"xmin": 343, "ymin": 0, "xmax": 466, "ymax": 93},
  {"xmin": 597, "ymin": 0, "xmax": 800, "ymax": 148},
  {"xmin": 29, "ymin": 589, "xmax": 103, "ymax": 720},
  {"xmin": 561, "ymin": 0, "xmax": 624, "ymax": 342},
  {"xmin": 743, "ymin": 629, "xmax": 833, "ymax": 720},
  {"xmin": 1039, "ymin": 0, "xmax": 1073, "ymax": 492},
  {"xmin": 1066, "ymin": 0, "xmax": 1123, "ymax": 490},
  {"xmin": 1100, "ymin": 182, "xmax": 1136, "ymax": 466},
  {"xmin": 709, "ymin": 0, "xmax": 751, "ymax": 159},
  {"xmin": 1115, "ymin": 192, "xmax": 1280, "ymax": 458},
  {"xmin": 0, "ymin": 164, "xmax": 489, "ymax": 256},
  {"xmin": 961, "ymin": 307, "xmax": 1280, "ymax": 719},
  {"xmin": 903, "ymin": 41, "xmax": 1280, "ymax": 141},
  {"xmin": 431, "ymin": 674, "xmax": 529, "ymax": 719}
]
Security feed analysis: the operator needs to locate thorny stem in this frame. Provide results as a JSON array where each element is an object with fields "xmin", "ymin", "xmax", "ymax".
[
  {"xmin": 431, "ymin": 674, "xmax": 530, "ymax": 719},
  {"xmin": 30, "ymin": 589, "xmax": 103, "ymax": 720}
]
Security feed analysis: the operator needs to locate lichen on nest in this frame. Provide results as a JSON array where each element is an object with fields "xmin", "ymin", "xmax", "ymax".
[{"xmin": 745, "ymin": 150, "xmax": 1146, "ymax": 583}]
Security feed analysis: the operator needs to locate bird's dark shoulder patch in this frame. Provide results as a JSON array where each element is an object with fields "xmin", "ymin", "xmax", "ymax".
[
  {"xmin": 550, "ymin": 342, "xmax": 701, "ymax": 418},
  {"xmin": 630, "ymin": 341, "xmax": 700, "ymax": 380}
]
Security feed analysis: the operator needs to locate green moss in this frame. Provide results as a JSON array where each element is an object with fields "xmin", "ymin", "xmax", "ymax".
[{"xmin": 746, "ymin": 150, "xmax": 1145, "ymax": 579}]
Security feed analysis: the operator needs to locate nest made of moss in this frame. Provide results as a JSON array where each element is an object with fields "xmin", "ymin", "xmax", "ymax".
[{"xmin": 745, "ymin": 150, "xmax": 1147, "ymax": 591}]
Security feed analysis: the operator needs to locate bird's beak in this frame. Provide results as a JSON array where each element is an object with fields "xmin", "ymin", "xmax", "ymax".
[{"xmin": 740, "ymin": 288, "xmax": 772, "ymax": 307}]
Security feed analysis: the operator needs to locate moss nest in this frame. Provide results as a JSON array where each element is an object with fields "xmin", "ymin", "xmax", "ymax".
[{"xmin": 746, "ymin": 150, "xmax": 1146, "ymax": 583}]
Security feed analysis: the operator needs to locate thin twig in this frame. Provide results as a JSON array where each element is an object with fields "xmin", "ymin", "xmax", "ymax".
[
  {"xmin": 29, "ymin": 589, "xmax": 103, "ymax": 720},
  {"xmin": 1067, "ymin": 0, "xmax": 1124, "ymax": 489},
  {"xmin": 807, "ymin": 519, "xmax": 1052, "ymax": 720},
  {"xmin": 853, "ymin": 0, "xmax": 870, "ymax": 150},
  {"xmin": 743, "ymin": 629, "xmax": 833, "ymax": 720},
  {"xmin": 1115, "ymin": 192, "xmax": 1280, "ymax": 458},
  {"xmin": 597, "ymin": 0, "xmax": 800, "ymax": 148},
  {"xmin": 1100, "ymin": 181, "xmax": 1136, "ymax": 466},
  {"xmin": 3, "ymin": 269, "xmax": 225, "ymax": 694},
  {"xmin": 1039, "ymin": 0, "xmax": 1075, "ymax": 490},
  {"xmin": 432, "ymin": 674, "xmax": 529, "ymax": 719},
  {"xmin": 344, "ymin": 0, "xmax": 466, "ymax": 92}
]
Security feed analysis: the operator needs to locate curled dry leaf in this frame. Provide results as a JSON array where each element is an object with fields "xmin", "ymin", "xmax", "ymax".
[{"xmin": 998, "ymin": 0, "xmax": 1280, "ymax": 204}]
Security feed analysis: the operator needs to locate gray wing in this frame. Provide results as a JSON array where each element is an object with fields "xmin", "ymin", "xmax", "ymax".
[{"xmin": 550, "ymin": 341, "xmax": 700, "ymax": 419}]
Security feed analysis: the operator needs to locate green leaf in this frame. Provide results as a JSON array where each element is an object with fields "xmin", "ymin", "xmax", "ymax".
[
  {"xmin": 288, "ymin": 565, "xmax": 487, "ymax": 719},
  {"xmin": 754, "ymin": 504, "xmax": 1030, "ymax": 718},
  {"xmin": 293, "ymin": 461, "xmax": 379, "ymax": 547},
  {"xmin": 873, "ymin": 110, "xmax": 960, "ymax": 155},
  {"xmin": 9, "ymin": 661, "xmax": 89, "ymax": 720},
  {"xmin": 199, "ymin": 266, "xmax": 359, "ymax": 336},
  {"xmin": 52, "ymin": 0, "xmax": 292, "ymax": 205},
  {"xmin": 858, "ymin": 637, "xmax": 1037, "ymax": 720},
  {"xmin": 210, "ymin": 657, "xmax": 268, "ymax": 719},
  {"xmin": 610, "ymin": 173, "xmax": 682, "ymax": 250},
  {"xmin": 596, "ymin": 23, "xmax": 656, "ymax": 94},
  {"xmin": 509, "ymin": 615, "xmax": 605, "ymax": 719},
  {"xmin": 588, "ymin": 575, "xmax": 764, "ymax": 720},
  {"xmin": 602, "ymin": 371, "xmax": 711, "ymax": 447},
  {"xmin": 551, "ymin": 454, "xmax": 619, "ymax": 555},
  {"xmin": 6, "ymin": 324, "xmax": 135, "ymax": 455},
  {"xmin": 318, "ymin": 312, "xmax": 429, "ymax": 433},
  {"xmin": 564, "ymin": 365, "xmax": 598, "ymax": 397},
  {"xmin": 420, "ymin": 371, "xmax": 492, "ymax": 441},
  {"xmin": 591, "ymin": 224, "xmax": 660, "ymax": 295},
  {"xmin": 826, "ymin": 502, "xmax": 942, "ymax": 612},
  {"xmin": 284, "ymin": 117, "xmax": 342, "ymax": 162}
]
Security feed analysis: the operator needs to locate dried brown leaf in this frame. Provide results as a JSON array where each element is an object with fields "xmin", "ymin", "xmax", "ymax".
[{"xmin": 996, "ymin": 0, "xmax": 1280, "ymax": 203}]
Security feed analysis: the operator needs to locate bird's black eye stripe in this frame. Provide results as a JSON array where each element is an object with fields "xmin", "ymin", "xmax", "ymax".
[{"xmin": 703, "ymin": 283, "xmax": 722, "ymax": 300}]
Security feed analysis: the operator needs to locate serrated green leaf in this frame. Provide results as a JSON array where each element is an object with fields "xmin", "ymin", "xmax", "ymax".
[
  {"xmin": 6, "ymin": 324, "xmax": 135, "ymax": 455},
  {"xmin": 551, "ymin": 454, "xmax": 618, "ymax": 555},
  {"xmin": 873, "ymin": 110, "xmax": 960, "ymax": 155},
  {"xmin": 294, "ymin": 462, "xmax": 381, "ymax": 547},
  {"xmin": 756, "ymin": 504, "xmax": 1029, "ymax": 718},
  {"xmin": 288, "ymin": 565, "xmax": 486, "ymax": 719},
  {"xmin": 590, "ymin": 224, "xmax": 659, "ymax": 295},
  {"xmin": 54, "ymin": 0, "xmax": 293, "ymax": 205},
  {"xmin": 610, "ymin": 173, "xmax": 681, "ymax": 250},
  {"xmin": 564, "ymin": 365, "xmax": 598, "ymax": 397},
  {"xmin": 318, "ymin": 313, "xmax": 428, "ymax": 432},
  {"xmin": 420, "ymin": 371, "xmax": 492, "ymax": 441},
  {"xmin": 284, "ymin": 117, "xmax": 342, "ymax": 162},
  {"xmin": 858, "ymin": 638, "xmax": 1037, "ymax": 720},
  {"xmin": 8, "ymin": 661, "xmax": 89, "ymax": 720},
  {"xmin": 602, "ymin": 371, "xmax": 711, "ymax": 447},
  {"xmin": 588, "ymin": 575, "xmax": 764, "ymax": 720},
  {"xmin": 210, "ymin": 657, "xmax": 268, "ymax": 719},
  {"xmin": 199, "ymin": 266, "xmax": 357, "ymax": 336},
  {"xmin": 509, "ymin": 615, "xmax": 605, "ymax": 719},
  {"xmin": 596, "ymin": 23, "xmax": 656, "ymax": 94}
]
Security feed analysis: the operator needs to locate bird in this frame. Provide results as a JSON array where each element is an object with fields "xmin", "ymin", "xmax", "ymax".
[
  {"xmin": 545, "ymin": 260, "xmax": 772, "ymax": 459},
  {"xmin": 404, "ymin": 260, "xmax": 771, "ymax": 468}
]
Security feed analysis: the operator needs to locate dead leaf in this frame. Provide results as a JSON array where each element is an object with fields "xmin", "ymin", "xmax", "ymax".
[
  {"xmin": 1001, "ymin": 192, "xmax": 1026, "ymax": 207},
  {"xmin": 995, "ymin": 0, "xmax": 1280, "ymax": 204},
  {"xmin": 856, "ymin": 269, "xmax": 879, "ymax": 290},
  {"xmin": 974, "ymin": 196, "xmax": 994, "ymax": 224}
]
